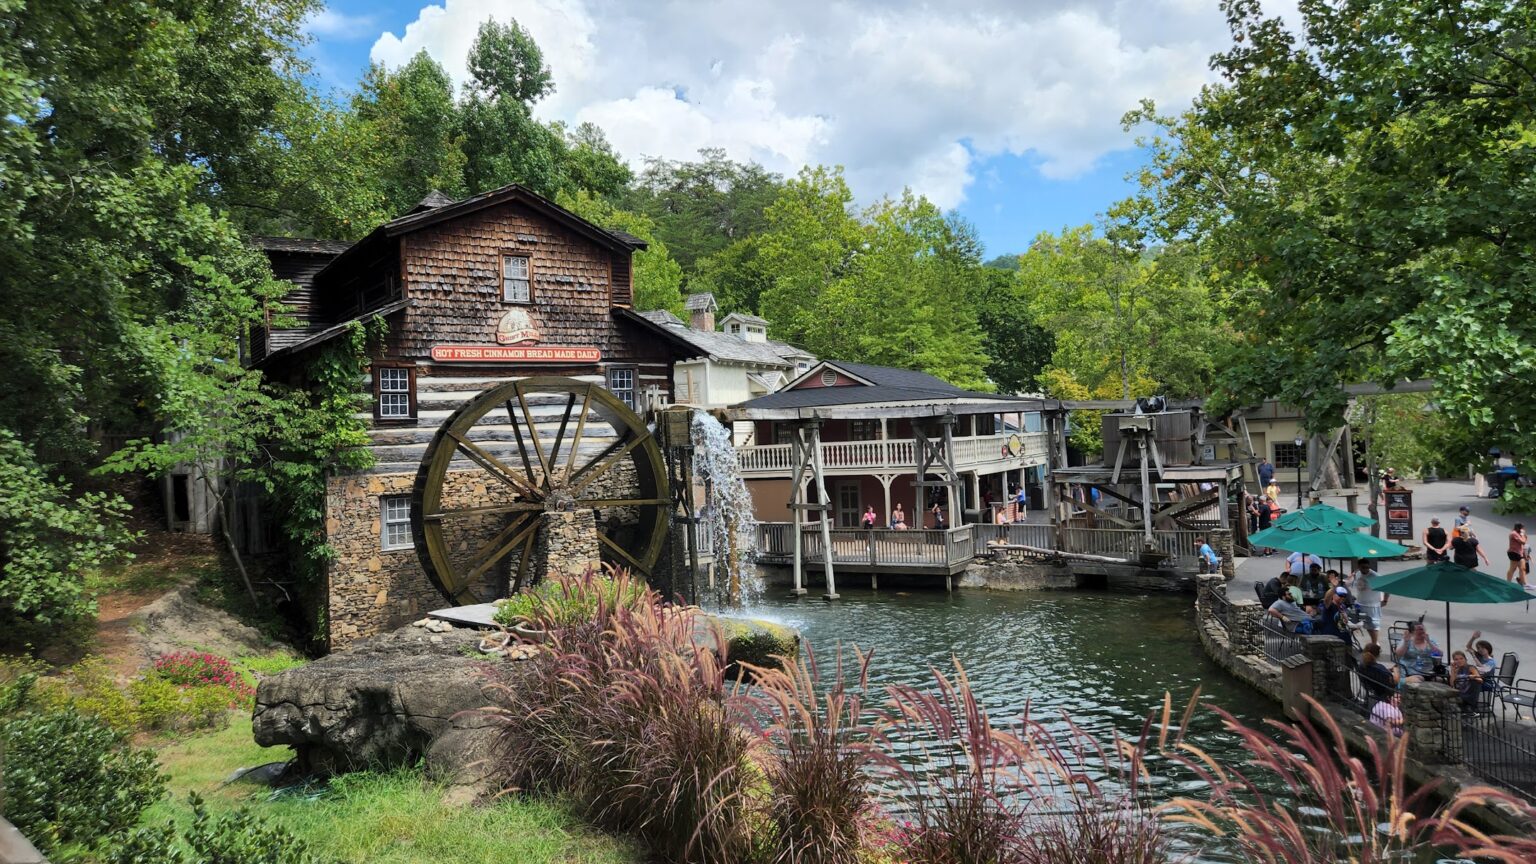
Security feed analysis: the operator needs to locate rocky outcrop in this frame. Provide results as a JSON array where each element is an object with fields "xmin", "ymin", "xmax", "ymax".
[{"xmin": 252, "ymin": 622, "xmax": 501, "ymax": 777}]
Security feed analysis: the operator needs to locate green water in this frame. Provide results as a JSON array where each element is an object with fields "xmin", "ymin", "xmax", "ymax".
[{"xmin": 741, "ymin": 588, "xmax": 1288, "ymax": 861}]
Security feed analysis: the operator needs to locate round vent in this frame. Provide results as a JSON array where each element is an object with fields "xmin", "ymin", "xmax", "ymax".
[{"xmin": 820, "ymin": 369, "xmax": 837, "ymax": 387}]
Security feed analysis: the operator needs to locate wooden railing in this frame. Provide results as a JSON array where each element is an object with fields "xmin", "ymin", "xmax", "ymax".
[
  {"xmin": 736, "ymin": 433, "xmax": 1048, "ymax": 475},
  {"xmin": 970, "ymin": 523, "xmax": 1056, "ymax": 555},
  {"xmin": 755, "ymin": 523, "xmax": 975, "ymax": 569},
  {"xmin": 1058, "ymin": 527, "xmax": 1204, "ymax": 567}
]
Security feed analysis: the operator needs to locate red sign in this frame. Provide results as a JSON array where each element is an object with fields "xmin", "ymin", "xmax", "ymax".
[{"xmin": 430, "ymin": 345, "xmax": 601, "ymax": 363}]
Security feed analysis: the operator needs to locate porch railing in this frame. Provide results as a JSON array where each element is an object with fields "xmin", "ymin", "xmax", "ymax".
[
  {"xmin": 755, "ymin": 523, "xmax": 975, "ymax": 569},
  {"xmin": 970, "ymin": 523, "xmax": 1056, "ymax": 556},
  {"xmin": 735, "ymin": 433, "xmax": 1049, "ymax": 474},
  {"xmin": 1058, "ymin": 526, "xmax": 1205, "ymax": 568}
]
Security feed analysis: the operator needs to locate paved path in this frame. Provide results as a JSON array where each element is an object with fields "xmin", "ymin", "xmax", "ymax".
[{"xmin": 1235, "ymin": 480, "xmax": 1536, "ymax": 673}]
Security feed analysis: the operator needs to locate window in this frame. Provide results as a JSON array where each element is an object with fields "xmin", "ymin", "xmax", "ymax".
[
  {"xmin": 1273, "ymin": 441, "xmax": 1303, "ymax": 469},
  {"xmin": 607, "ymin": 366, "xmax": 636, "ymax": 410},
  {"xmin": 381, "ymin": 496, "xmax": 412, "ymax": 551},
  {"xmin": 774, "ymin": 424, "xmax": 795, "ymax": 445},
  {"xmin": 850, "ymin": 420, "xmax": 880, "ymax": 441},
  {"xmin": 820, "ymin": 369, "xmax": 838, "ymax": 387},
  {"xmin": 502, "ymin": 254, "xmax": 531, "ymax": 303},
  {"xmin": 376, "ymin": 367, "xmax": 413, "ymax": 420}
]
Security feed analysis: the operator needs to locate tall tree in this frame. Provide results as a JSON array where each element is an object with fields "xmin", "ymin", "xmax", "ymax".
[
  {"xmin": 619, "ymin": 149, "xmax": 784, "ymax": 276},
  {"xmin": 555, "ymin": 190, "xmax": 685, "ymax": 315},
  {"xmin": 353, "ymin": 51, "xmax": 467, "ymax": 217},
  {"xmin": 1124, "ymin": 0, "xmax": 1536, "ymax": 447},
  {"xmin": 971, "ymin": 266, "xmax": 1054, "ymax": 394}
]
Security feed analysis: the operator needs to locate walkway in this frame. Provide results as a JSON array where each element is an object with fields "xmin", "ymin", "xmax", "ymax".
[{"xmin": 1236, "ymin": 479, "xmax": 1536, "ymax": 673}]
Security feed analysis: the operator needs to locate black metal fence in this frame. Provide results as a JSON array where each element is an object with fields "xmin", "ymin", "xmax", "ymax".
[
  {"xmin": 1208, "ymin": 587, "xmax": 1232, "ymax": 634},
  {"xmin": 1462, "ymin": 709, "xmax": 1536, "ymax": 803},
  {"xmin": 1262, "ymin": 620, "xmax": 1304, "ymax": 663}
]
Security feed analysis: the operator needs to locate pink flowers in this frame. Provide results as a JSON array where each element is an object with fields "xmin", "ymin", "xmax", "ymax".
[{"xmin": 152, "ymin": 651, "xmax": 254, "ymax": 703}]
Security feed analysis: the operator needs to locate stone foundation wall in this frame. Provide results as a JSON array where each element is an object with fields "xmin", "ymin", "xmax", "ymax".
[{"xmin": 962, "ymin": 558, "xmax": 1077, "ymax": 591}]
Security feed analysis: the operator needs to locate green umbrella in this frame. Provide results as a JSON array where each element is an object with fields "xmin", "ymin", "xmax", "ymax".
[
  {"xmin": 1269, "ymin": 529, "xmax": 1410, "ymax": 560},
  {"xmin": 1366, "ymin": 562, "xmax": 1530, "ymax": 645},
  {"xmin": 1274, "ymin": 503, "xmax": 1375, "ymax": 530}
]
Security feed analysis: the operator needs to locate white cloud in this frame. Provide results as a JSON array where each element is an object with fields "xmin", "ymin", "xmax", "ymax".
[
  {"xmin": 304, "ymin": 8, "xmax": 379, "ymax": 40},
  {"xmin": 369, "ymin": 0, "xmax": 1238, "ymax": 208}
]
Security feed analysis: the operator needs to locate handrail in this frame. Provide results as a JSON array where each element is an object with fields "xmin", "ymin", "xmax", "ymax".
[
  {"xmin": 736, "ymin": 433, "xmax": 1049, "ymax": 474},
  {"xmin": 755, "ymin": 523, "xmax": 976, "ymax": 567}
]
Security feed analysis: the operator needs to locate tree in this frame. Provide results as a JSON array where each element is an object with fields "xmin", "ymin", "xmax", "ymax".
[
  {"xmin": 619, "ymin": 149, "xmax": 785, "ymax": 277},
  {"xmin": 555, "ymin": 190, "xmax": 685, "ymax": 315},
  {"xmin": 1123, "ymin": 0, "xmax": 1536, "ymax": 448},
  {"xmin": 971, "ymin": 267, "xmax": 1054, "ymax": 394},
  {"xmin": 353, "ymin": 52, "xmax": 467, "ymax": 217}
]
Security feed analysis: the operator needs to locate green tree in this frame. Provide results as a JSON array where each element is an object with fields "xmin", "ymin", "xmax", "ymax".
[
  {"xmin": 1124, "ymin": 0, "xmax": 1536, "ymax": 448},
  {"xmin": 555, "ymin": 190, "xmax": 685, "ymax": 315},
  {"xmin": 353, "ymin": 51, "xmax": 467, "ymax": 217},
  {"xmin": 619, "ymin": 149, "xmax": 785, "ymax": 277},
  {"xmin": 971, "ymin": 267, "xmax": 1054, "ymax": 394}
]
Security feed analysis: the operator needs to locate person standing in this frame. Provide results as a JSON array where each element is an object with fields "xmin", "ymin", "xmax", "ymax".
[
  {"xmin": 1423, "ymin": 518, "xmax": 1450, "ymax": 563},
  {"xmin": 1507, "ymin": 523, "xmax": 1529, "ymax": 586},
  {"xmin": 1264, "ymin": 478, "xmax": 1282, "ymax": 509},
  {"xmin": 1257, "ymin": 457, "xmax": 1275, "ymax": 488},
  {"xmin": 1454, "ymin": 505, "xmax": 1471, "ymax": 537},
  {"xmin": 1452, "ymin": 526, "xmax": 1491, "ymax": 570},
  {"xmin": 861, "ymin": 505, "xmax": 878, "ymax": 530},
  {"xmin": 930, "ymin": 502, "xmax": 946, "ymax": 530},
  {"xmin": 1353, "ymin": 560, "xmax": 1388, "ymax": 646}
]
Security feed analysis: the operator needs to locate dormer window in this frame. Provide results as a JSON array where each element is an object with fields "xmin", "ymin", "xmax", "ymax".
[{"xmin": 502, "ymin": 255, "xmax": 531, "ymax": 303}]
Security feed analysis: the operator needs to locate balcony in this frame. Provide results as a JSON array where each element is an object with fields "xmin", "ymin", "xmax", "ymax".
[{"xmin": 735, "ymin": 432, "xmax": 1050, "ymax": 477}]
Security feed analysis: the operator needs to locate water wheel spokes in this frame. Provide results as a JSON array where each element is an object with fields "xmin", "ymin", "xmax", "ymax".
[{"xmin": 412, "ymin": 376, "xmax": 669, "ymax": 605}]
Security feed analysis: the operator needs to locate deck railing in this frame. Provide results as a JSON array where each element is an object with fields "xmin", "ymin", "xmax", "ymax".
[
  {"xmin": 970, "ymin": 523, "xmax": 1056, "ymax": 556},
  {"xmin": 756, "ymin": 523, "xmax": 975, "ymax": 569},
  {"xmin": 736, "ymin": 433, "xmax": 1048, "ymax": 475},
  {"xmin": 1058, "ymin": 526, "xmax": 1205, "ymax": 568}
]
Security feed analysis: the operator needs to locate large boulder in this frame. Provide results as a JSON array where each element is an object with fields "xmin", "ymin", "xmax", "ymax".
[{"xmin": 252, "ymin": 622, "xmax": 501, "ymax": 777}]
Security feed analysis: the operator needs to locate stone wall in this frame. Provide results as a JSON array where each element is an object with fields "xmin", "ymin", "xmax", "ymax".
[
  {"xmin": 1195, "ymin": 574, "xmax": 1283, "ymax": 700},
  {"xmin": 961, "ymin": 558, "xmax": 1076, "ymax": 591}
]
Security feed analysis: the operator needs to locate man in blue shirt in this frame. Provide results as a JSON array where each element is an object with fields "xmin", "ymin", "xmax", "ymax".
[
  {"xmin": 1258, "ymin": 457, "xmax": 1275, "ymax": 487},
  {"xmin": 1197, "ymin": 537, "xmax": 1220, "ymax": 574}
]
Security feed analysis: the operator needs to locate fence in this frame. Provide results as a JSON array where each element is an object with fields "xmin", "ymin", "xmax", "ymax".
[
  {"xmin": 1058, "ymin": 526, "xmax": 1206, "ymax": 568},
  {"xmin": 1262, "ymin": 620, "xmax": 1305, "ymax": 663},
  {"xmin": 756, "ymin": 523, "xmax": 974, "ymax": 569},
  {"xmin": 1207, "ymin": 586, "xmax": 1233, "ymax": 634},
  {"xmin": 970, "ymin": 523, "xmax": 1056, "ymax": 556},
  {"xmin": 1461, "ymin": 708, "xmax": 1536, "ymax": 802}
]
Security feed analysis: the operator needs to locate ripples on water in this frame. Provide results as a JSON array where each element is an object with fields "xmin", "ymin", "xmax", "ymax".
[{"xmin": 738, "ymin": 588, "xmax": 1292, "ymax": 862}]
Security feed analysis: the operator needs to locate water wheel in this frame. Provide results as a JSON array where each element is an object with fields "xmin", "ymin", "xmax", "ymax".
[{"xmin": 411, "ymin": 376, "xmax": 669, "ymax": 604}]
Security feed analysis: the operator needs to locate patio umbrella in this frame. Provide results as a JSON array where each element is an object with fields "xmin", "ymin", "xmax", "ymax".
[
  {"xmin": 1367, "ymin": 562, "xmax": 1531, "ymax": 646},
  {"xmin": 1246, "ymin": 523, "xmax": 1409, "ymax": 559},
  {"xmin": 1273, "ymin": 503, "xmax": 1375, "ymax": 531}
]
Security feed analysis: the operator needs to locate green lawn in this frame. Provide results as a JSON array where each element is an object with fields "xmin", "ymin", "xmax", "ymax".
[{"xmin": 148, "ymin": 716, "xmax": 640, "ymax": 864}]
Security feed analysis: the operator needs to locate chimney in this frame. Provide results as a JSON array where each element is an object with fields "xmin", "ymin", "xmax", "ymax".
[{"xmin": 684, "ymin": 292, "xmax": 717, "ymax": 332}]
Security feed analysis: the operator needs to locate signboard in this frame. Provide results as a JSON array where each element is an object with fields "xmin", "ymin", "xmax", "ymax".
[
  {"xmin": 1384, "ymin": 489, "xmax": 1413, "ymax": 541},
  {"xmin": 494, "ymin": 308, "xmax": 541, "ymax": 345},
  {"xmin": 430, "ymin": 345, "xmax": 601, "ymax": 363}
]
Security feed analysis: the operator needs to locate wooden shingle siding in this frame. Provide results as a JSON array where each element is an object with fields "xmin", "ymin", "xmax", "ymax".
[{"xmin": 610, "ymin": 254, "xmax": 632, "ymax": 307}]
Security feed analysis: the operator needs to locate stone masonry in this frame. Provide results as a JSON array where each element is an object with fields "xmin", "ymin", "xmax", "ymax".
[{"xmin": 527, "ymin": 507, "xmax": 601, "ymax": 582}]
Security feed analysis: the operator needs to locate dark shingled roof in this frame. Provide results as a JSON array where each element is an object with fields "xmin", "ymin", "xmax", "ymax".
[
  {"xmin": 250, "ymin": 236, "xmax": 352, "ymax": 255},
  {"xmin": 684, "ymin": 292, "xmax": 718, "ymax": 312},
  {"xmin": 639, "ymin": 309, "xmax": 684, "ymax": 326},
  {"xmin": 734, "ymin": 359, "xmax": 1008, "ymax": 410},
  {"xmin": 409, "ymin": 189, "xmax": 458, "ymax": 213}
]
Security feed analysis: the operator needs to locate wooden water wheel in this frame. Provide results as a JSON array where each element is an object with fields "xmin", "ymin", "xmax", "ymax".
[{"xmin": 411, "ymin": 376, "xmax": 669, "ymax": 604}]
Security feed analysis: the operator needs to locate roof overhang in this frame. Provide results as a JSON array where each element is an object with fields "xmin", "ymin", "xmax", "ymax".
[
  {"xmin": 724, "ymin": 397, "xmax": 1051, "ymax": 422},
  {"xmin": 253, "ymin": 298, "xmax": 412, "ymax": 368}
]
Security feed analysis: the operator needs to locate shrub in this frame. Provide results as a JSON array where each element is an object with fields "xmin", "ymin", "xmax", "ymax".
[
  {"xmin": 51, "ymin": 655, "xmax": 140, "ymax": 731},
  {"xmin": 0, "ymin": 705, "xmax": 164, "ymax": 853},
  {"xmin": 129, "ymin": 675, "xmax": 232, "ymax": 731},
  {"xmin": 154, "ymin": 650, "xmax": 255, "ymax": 703},
  {"xmin": 491, "ymin": 566, "xmax": 650, "ymax": 630},
  {"xmin": 238, "ymin": 651, "xmax": 308, "ymax": 678},
  {"xmin": 106, "ymin": 794, "xmax": 338, "ymax": 864},
  {"xmin": 488, "ymin": 569, "xmax": 760, "ymax": 863},
  {"xmin": 736, "ymin": 646, "xmax": 883, "ymax": 864}
]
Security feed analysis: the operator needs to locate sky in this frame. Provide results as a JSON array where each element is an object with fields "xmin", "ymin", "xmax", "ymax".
[{"xmin": 299, "ymin": 0, "xmax": 1259, "ymax": 257}]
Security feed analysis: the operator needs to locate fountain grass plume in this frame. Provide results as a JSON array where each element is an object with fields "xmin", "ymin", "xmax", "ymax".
[
  {"xmin": 734, "ymin": 645, "xmax": 885, "ymax": 864},
  {"xmin": 690, "ymin": 411, "xmax": 761, "ymax": 606}
]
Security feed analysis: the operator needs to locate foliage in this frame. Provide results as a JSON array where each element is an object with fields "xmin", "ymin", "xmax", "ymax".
[
  {"xmin": 1495, "ymin": 486, "xmax": 1536, "ymax": 518},
  {"xmin": 971, "ymin": 266, "xmax": 1054, "ymax": 395},
  {"xmin": 0, "ymin": 430, "xmax": 136, "ymax": 637},
  {"xmin": 109, "ymin": 794, "xmax": 338, "ymax": 864},
  {"xmin": 618, "ymin": 149, "xmax": 786, "ymax": 278},
  {"xmin": 129, "ymin": 675, "xmax": 236, "ymax": 732},
  {"xmin": 154, "ymin": 651, "xmax": 256, "ymax": 702},
  {"xmin": 488, "ymin": 570, "xmax": 761, "ymax": 863},
  {"xmin": 237, "ymin": 652, "xmax": 308, "ymax": 678},
  {"xmin": 758, "ymin": 168, "xmax": 991, "ymax": 389},
  {"xmin": 1347, "ymin": 394, "xmax": 1458, "ymax": 480},
  {"xmin": 0, "ymin": 688, "xmax": 165, "ymax": 854},
  {"xmin": 490, "ymin": 567, "xmax": 650, "ymax": 629},
  {"xmin": 1123, "ymin": 0, "xmax": 1536, "ymax": 451},
  {"xmin": 737, "ymin": 647, "xmax": 883, "ymax": 864},
  {"xmin": 555, "ymin": 189, "xmax": 685, "ymax": 314}
]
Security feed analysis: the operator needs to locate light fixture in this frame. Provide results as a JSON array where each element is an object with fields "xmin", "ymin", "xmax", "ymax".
[{"xmin": 1294, "ymin": 435, "xmax": 1305, "ymax": 510}]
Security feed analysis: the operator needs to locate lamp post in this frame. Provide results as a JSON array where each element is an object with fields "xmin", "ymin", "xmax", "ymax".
[{"xmin": 1294, "ymin": 434, "xmax": 1305, "ymax": 510}]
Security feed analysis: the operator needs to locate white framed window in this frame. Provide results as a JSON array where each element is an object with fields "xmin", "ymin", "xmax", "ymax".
[
  {"xmin": 502, "ymin": 255, "xmax": 531, "ymax": 303},
  {"xmin": 607, "ymin": 366, "xmax": 636, "ymax": 410},
  {"xmin": 850, "ymin": 420, "xmax": 880, "ymax": 441},
  {"xmin": 381, "ymin": 495, "xmax": 412, "ymax": 551},
  {"xmin": 377, "ymin": 367, "xmax": 411, "ymax": 419}
]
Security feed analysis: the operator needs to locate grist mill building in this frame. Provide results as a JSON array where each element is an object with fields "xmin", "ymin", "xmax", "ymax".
[{"xmin": 251, "ymin": 185, "xmax": 696, "ymax": 646}]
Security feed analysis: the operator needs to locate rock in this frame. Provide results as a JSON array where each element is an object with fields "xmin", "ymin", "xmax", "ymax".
[
  {"xmin": 252, "ymin": 623, "xmax": 501, "ymax": 776},
  {"xmin": 694, "ymin": 614, "xmax": 801, "ymax": 673},
  {"xmin": 0, "ymin": 817, "xmax": 46, "ymax": 864},
  {"xmin": 132, "ymin": 583, "xmax": 274, "ymax": 661},
  {"xmin": 424, "ymin": 709, "xmax": 508, "ymax": 805}
]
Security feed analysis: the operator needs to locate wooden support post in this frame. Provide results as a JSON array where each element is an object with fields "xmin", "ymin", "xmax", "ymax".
[
  {"xmin": 808, "ymin": 420, "xmax": 839, "ymax": 600},
  {"xmin": 1218, "ymin": 477, "xmax": 1230, "ymax": 529},
  {"xmin": 1138, "ymin": 435, "xmax": 1154, "ymax": 544},
  {"xmin": 788, "ymin": 427, "xmax": 808, "ymax": 596}
]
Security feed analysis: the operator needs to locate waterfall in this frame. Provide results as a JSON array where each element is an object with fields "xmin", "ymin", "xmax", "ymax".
[{"xmin": 689, "ymin": 411, "xmax": 762, "ymax": 606}]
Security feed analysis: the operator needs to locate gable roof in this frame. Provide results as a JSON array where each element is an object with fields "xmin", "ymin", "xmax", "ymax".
[
  {"xmin": 735, "ymin": 359, "xmax": 1008, "ymax": 410},
  {"xmin": 313, "ymin": 183, "xmax": 648, "ymax": 284},
  {"xmin": 684, "ymin": 292, "xmax": 718, "ymax": 312},
  {"xmin": 251, "ymin": 236, "xmax": 352, "ymax": 255},
  {"xmin": 721, "ymin": 311, "xmax": 769, "ymax": 327},
  {"xmin": 643, "ymin": 319, "xmax": 795, "ymax": 367}
]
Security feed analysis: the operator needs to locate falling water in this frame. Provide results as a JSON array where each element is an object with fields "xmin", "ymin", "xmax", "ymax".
[{"xmin": 689, "ymin": 411, "xmax": 762, "ymax": 606}]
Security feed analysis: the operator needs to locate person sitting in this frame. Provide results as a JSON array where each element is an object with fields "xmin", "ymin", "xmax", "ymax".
[
  {"xmin": 890, "ymin": 503, "xmax": 908, "ymax": 531},
  {"xmin": 1299, "ymin": 565, "xmax": 1329, "ymax": 605},
  {"xmin": 861, "ymin": 505, "xmax": 878, "ymax": 530},
  {"xmin": 1257, "ymin": 570, "xmax": 1286, "ymax": 609},
  {"xmin": 1267, "ymin": 594, "xmax": 1312, "ymax": 633},
  {"xmin": 1466, "ymin": 630, "xmax": 1498, "ymax": 684},
  {"xmin": 1394, "ymin": 622, "xmax": 1442, "ymax": 683},
  {"xmin": 1448, "ymin": 650, "xmax": 1484, "ymax": 711},
  {"xmin": 1311, "ymin": 588, "xmax": 1353, "ymax": 641},
  {"xmin": 1357, "ymin": 643, "xmax": 1397, "ymax": 706},
  {"xmin": 1369, "ymin": 695, "xmax": 1405, "ymax": 737},
  {"xmin": 1196, "ymin": 536, "xmax": 1220, "ymax": 574}
]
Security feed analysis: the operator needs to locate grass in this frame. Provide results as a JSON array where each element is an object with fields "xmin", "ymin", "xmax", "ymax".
[
  {"xmin": 86, "ymin": 558, "xmax": 195, "ymax": 597},
  {"xmin": 149, "ymin": 715, "xmax": 641, "ymax": 864}
]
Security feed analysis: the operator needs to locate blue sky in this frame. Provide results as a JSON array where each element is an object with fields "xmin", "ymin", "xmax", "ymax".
[{"xmin": 300, "ymin": 0, "xmax": 1226, "ymax": 257}]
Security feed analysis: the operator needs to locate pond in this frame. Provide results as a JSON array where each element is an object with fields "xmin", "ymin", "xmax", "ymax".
[{"xmin": 740, "ymin": 588, "xmax": 1287, "ymax": 862}]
